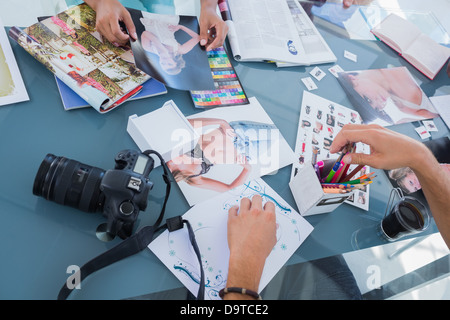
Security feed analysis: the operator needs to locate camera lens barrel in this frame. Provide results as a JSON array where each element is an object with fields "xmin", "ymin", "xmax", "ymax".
[{"xmin": 33, "ymin": 154, "xmax": 106, "ymax": 213}]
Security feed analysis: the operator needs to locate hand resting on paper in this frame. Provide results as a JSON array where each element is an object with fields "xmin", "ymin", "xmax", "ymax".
[
  {"xmin": 223, "ymin": 195, "xmax": 277, "ymax": 300},
  {"xmin": 330, "ymin": 124, "xmax": 450, "ymax": 249}
]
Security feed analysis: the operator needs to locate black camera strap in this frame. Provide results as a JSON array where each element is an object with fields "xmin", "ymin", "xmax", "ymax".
[
  {"xmin": 57, "ymin": 217, "xmax": 204, "ymax": 300},
  {"xmin": 57, "ymin": 150, "xmax": 205, "ymax": 300}
]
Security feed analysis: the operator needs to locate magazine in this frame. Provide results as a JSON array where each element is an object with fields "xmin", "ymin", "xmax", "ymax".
[
  {"xmin": 8, "ymin": 4, "xmax": 151, "ymax": 113},
  {"xmin": 56, "ymin": 77, "xmax": 166, "ymax": 111},
  {"xmin": 337, "ymin": 66, "xmax": 439, "ymax": 127},
  {"xmin": 0, "ymin": 17, "xmax": 29, "ymax": 106},
  {"xmin": 371, "ymin": 14, "xmax": 450, "ymax": 80},
  {"xmin": 33, "ymin": 15, "xmax": 167, "ymax": 111},
  {"xmin": 276, "ymin": 0, "xmax": 337, "ymax": 67},
  {"xmin": 223, "ymin": 0, "xmax": 335, "ymax": 66}
]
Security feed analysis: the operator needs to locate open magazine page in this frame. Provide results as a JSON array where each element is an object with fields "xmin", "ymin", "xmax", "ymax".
[
  {"xmin": 226, "ymin": 0, "xmax": 306, "ymax": 64},
  {"xmin": 9, "ymin": 4, "xmax": 150, "ymax": 113},
  {"xmin": 292, "ymin": 91, "xmax": 370, "ymax": 211},
  {"xmin": 0, "ymin": 17, "xmax": 28, "ymax": 106},
  {"xmin": 337, "ymin": 67, "xmax": 439, "ymax": 126},
  {"xmin": 127, "ymin": 8, "xmax": 215, "ymax": 91},
  {"xmin": 276, "ymin": 0, "xmax": 337, "ymax": 67}
]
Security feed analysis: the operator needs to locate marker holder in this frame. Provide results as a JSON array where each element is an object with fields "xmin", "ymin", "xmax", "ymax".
[{"xmin": 289, "ymin": 159, "xmax": 353, "ymax": 216}]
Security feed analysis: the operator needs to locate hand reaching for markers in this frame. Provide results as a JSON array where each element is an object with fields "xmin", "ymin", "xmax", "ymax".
[{"xmin": 330, "ymin": 124, "xmax": 427, "ymax": 171}]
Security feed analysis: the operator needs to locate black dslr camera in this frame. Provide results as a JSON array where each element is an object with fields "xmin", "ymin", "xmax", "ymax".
[{"xmin": 33, "ymin": 149, "xmax": 157, "ymax": 239}]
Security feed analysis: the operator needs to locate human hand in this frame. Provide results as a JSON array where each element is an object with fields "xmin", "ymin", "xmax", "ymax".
[
  {"xmin": 225, "ymin": 195, "xmax": 276, "ymax": 295},
  {"xmin": 343, "ymin": 0, "xmax": 354, "ymax": 8},
  {"xmin": 199, "ymin": 1, "xmax": 228, "ymax": 51},
  {"xmin": 330, "ymin": 124, "xmax": 426, "ymax": 171},
  {"xmin": 85, "ymin": 0, "xmax": 137, "ymax": 46}
]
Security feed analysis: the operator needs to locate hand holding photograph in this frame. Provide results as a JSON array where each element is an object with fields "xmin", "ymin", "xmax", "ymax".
[{"xmin": 127, "ymin": 9, "xmax": 215, "ymax": 91}]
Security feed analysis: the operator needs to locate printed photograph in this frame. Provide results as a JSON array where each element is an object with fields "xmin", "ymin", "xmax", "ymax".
[
  {"xmin": 166, "ymin": 97, "xmax": 294, "ymax": 206},
  {"xmin": 338, "ymin": 66, "xmax": 439, "ymax": 126},
  {"xmin": 385, "ymin": 136, "xmax": 450, "ymax": 214},
  {"xmin": 128, "ymin": 8, "xmax": 215, "ymax": 91}
]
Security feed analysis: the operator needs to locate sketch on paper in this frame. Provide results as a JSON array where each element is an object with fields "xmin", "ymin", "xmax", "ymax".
[{"xmin": 148, "ymin": 178, "xmax": 314, "ymax": 300}]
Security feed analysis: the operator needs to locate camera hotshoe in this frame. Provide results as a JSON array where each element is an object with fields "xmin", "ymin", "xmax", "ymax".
[{"xmin": 33, "ymin": 149, "xmax": 164, "ymax": 240}]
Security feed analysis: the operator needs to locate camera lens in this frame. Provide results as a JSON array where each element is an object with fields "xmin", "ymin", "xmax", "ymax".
[{"xmin": 33, "ymin": 154, "xmax": 106, "ymax": 212}]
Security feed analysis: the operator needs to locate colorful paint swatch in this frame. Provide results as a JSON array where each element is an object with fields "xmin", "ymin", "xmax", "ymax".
[{"xmin": 190, "ymin": 46, "xmax": 248, "ymax": 108}]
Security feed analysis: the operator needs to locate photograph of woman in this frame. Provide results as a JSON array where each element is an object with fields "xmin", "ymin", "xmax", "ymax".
[
  {"xmin": 386, "ymin": 136, "xmax": 450, "ymax": 214},
  {"xmin": 128, "ymin": 9, "xmax": 215, "ymax": 91},
  {"xmin": 166, "ymin": 98, "xmax": 294, "ymax": 206},
  {"xmin": 338, "ymin": 67, "xmax": 439, "ymax": 126}
]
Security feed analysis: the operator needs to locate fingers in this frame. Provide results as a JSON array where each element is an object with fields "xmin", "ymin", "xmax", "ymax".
[
  {"xmin": 206, "ymin": 23, "xmax": 228, "ymax": 51},
  {"xmin": 329, "ymin": 124, "xmax": 381, "ymax": 154},
  {"xmin": 343, "ymin": 0, "xmax": 354, "ymax": 8},
  {"xmin": 122, "ymin": 13, "xmax": 137, "ymax": 40},
  {"xmin": 228, "ymin": 195, "xmax": 275, "ymax": 217},
  {"xmin": 95, "ymin": 7, "xmax": 135, "ymax": 46}
]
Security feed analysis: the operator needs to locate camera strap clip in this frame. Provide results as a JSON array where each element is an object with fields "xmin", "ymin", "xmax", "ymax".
[{"xmin": 166, "ymin": 216, "xmax": 184, "ymax": 232}]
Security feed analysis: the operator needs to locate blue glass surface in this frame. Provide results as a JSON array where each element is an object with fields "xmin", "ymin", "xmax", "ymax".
[{"xmin": 0, "ymin": 1, "xmax": 449, "ymax": 299}]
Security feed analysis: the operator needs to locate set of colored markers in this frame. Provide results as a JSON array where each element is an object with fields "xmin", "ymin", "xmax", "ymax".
[{"xmin": 312, "ymin": 143, "xmax": 376, "ymax": 194}]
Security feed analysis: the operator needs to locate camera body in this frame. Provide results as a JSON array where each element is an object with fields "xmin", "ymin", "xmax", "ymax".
[
  {"xmin": 33, "ymin": 149, "xmax": 154, "ymax": 239},
  {"xmin": 100, "ymin": 150, "xmax": 154, "ymax": 238}
]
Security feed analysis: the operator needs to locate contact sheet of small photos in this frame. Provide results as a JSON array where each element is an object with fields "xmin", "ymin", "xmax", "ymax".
[{"xmin": 291, "ymin": 91, "xmax": 371, "ymax": 211}]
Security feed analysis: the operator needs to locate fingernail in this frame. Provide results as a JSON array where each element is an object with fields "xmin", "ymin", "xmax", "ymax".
[
  {"xmin": 200, "ymin": 39, "xmax": 207, "ymax": 46},
  {"xmin": 343, "ymin": 154, "xmax": 352, "ymax": 164},
  {"xmin": 131, "ymin": 32, "xmax": 137, "ymax": 39},
  {"xmin": 113, "ymin": 42, "xmax": 120, "ymax": 47}
]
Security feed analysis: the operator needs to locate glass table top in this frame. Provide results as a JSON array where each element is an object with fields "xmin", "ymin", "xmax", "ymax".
[{"xmin": 0, "ymin": 0, "xmax": 449, "ymax": 300}]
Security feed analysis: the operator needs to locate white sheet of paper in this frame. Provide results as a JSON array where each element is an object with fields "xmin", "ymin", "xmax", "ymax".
[
  {"xmin": 328, "ymin": 64, "xmax": 344, "ymax": 78},
  {"xmin": 430, "ymin": 95, "xmax": 450, "ymax": 130},
  {"xmin": 310, "ymin": 67, "xmax": 326, "ymax": 81},
  {"xmin": 422, "ymin": 120, "xmax": 438, "ymax": 132},
  {"xmin": 344, "ymin": 50, "xmax": 358, "ymax": 62},
  {"xmin": 415, "ymin": 126, "xmax": 431, "ymax": 139},
  {"xmin": 149, "ymin": 178, "xmax": 314, "ymax": 300},
  {"xmin": 301, "ymin": 77, "xmax": 318, "ymax": 91}
]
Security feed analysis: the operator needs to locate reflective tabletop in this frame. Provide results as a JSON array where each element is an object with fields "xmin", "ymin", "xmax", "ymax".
[{"xmin": 0, "ymin": 0, "xmax": 449, "ymax": 300}]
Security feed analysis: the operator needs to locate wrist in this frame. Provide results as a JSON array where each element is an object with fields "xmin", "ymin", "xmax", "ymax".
[
  {"xmin": 226, "ymin": 252, "xmax": 265, "ymax": 292},
  {"xmin": 408, "ymin": 143, "xmax": 436, "ymax": 175},
  {"xmin": 201, "ymin": 0, "xmax": 218, "ymax": 12}
]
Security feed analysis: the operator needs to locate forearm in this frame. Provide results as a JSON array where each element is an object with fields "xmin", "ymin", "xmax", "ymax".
[
  {"xmin": 201, "ymin": 0, "xmax": 218, "ymax": 12},
  {"xmin": 83, "ymin": 0, "xmax": 96, "ymax": 9},
  {"xmin": 411, "ymin": 147, "xmax": 450, "ymax": 248}
]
